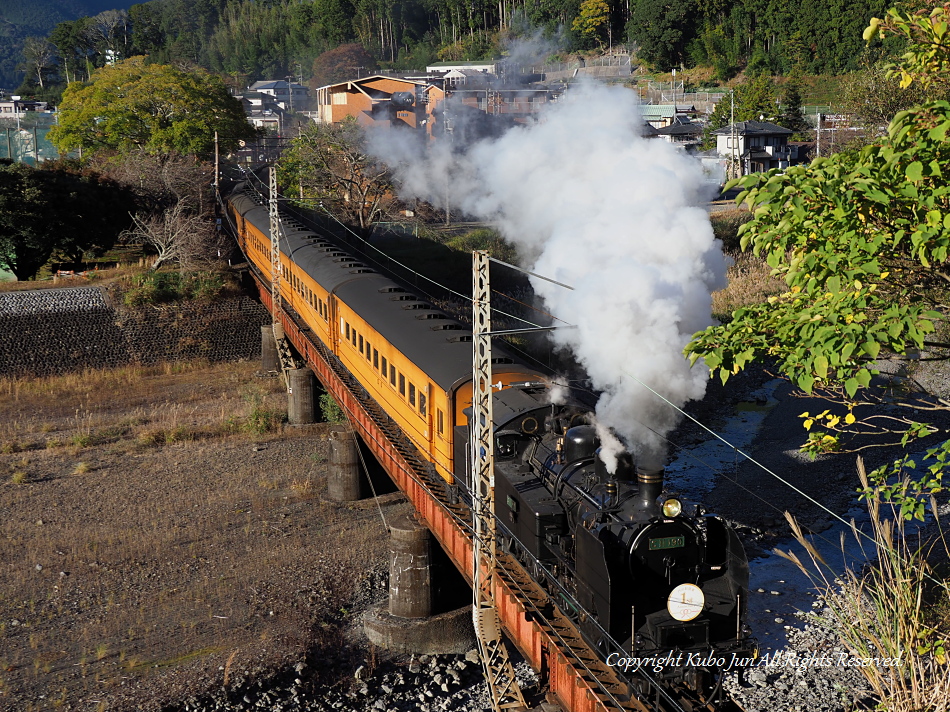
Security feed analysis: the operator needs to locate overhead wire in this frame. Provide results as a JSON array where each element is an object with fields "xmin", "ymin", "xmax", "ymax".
[
  {"xmin": 238, "ymin": 164, "xmax": 905, "ymax": 568},
  {"xmin": 240, "ymin": 169, "xmax": 547, "ymax": 330}
]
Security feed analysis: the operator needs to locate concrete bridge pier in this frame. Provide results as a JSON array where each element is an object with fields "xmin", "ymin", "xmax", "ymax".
[
  {"xmin": 327, "ymin": 428, "xmax": 363, "ymax": 501},
  {"xmin": 287, "ymin": 367, "xmax": 316, "ymax": 425},
  {"xmin": 363, "ymin": 512, "xmax": 475, "ymax": 654},
  {"xmin": 260, "ymin": 326, "xmax": 279, "ymax": 372}
]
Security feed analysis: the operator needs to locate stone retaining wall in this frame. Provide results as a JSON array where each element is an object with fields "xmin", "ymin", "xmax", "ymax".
[{"xmin": 0, "ymin": 286, "xmax": 270, "ymax": 377}]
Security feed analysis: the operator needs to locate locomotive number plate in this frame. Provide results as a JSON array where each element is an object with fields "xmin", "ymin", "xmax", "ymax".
[{"xmin": 649, "ymin": 535, "xmax": 685, "ymax": 550}]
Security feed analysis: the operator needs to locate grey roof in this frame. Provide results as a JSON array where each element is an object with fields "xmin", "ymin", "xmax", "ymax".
[
  {"xmin": 230, "ymin": 187, "xmax": 534, "ymax": 391},
  {"xmin": 712, "ymin": 120, "xmax": 793, "ymax": 136},
  {"xmin": 655, "ymin": 120, "xmax": 703, "ymax": 136}
]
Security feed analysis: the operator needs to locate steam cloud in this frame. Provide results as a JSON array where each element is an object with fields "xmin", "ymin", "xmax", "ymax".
[{"xmin": 371, "ymin": 80, "xmax": 727, "ymax": 470}]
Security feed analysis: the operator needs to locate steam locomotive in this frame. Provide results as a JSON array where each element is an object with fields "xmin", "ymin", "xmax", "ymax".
[
  {"xmin": 225, "ymin": 182, "xmax": 755, "ymax": 696},
  {"xmin": 472, "ymin": 383, "xmax": 756, "ymax": 688}
]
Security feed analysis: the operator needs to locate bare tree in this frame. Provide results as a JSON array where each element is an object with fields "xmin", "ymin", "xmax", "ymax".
[
  {"xmin": 281, "ymin": 119, "xmax": 392, "ymax": 232},
  {"xmin": 128, "ymin": 201, "xmax": 224, "ymax": 271},
  {"xmin": 20, "ymin": 37, "xmax": 56, "ymax": 89},
  {"xmin": 85, "ymin": 10, "xmax": 131, "ymax": 63},
  {"xmin": 92, "ymin": 150, "xmax": 213, "ymax": 215}
]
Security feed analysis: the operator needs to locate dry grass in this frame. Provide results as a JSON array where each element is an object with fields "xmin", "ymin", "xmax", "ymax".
[
  {"xmin": 780, "ymin": 458, "xmax": 950, "ymax": 712},
  {"xmin": 0, "ymin": 361, "xmax": 289, "ymax": 455},
  {"xmin": 712, "ymin": 252, "xmax": 786, "ymax": 321},
  {"xmin": 0, "ymin": 264, "xmax": 145, "ymax": 293},
  {"xmin": 0, "ymin": 360, "xmax": 402, "ymax": 710}
]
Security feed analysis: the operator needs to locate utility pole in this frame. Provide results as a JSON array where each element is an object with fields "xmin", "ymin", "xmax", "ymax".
[
  {"xmin": 672, "ymin": 67, "xmax": 676, "ymax": 114},
  {"xmin": 213, "ymin": 131, "xmax": 219, "ymax": 197},
  {"xmin": 471, "ymin": 250, "xmax": 527, "ymax": 712},
  {"xmin": 269, "ymin": 166, "xmax": 299, "ymax": 388},
  {"xmin": 730, "ymin": 90, "xmax": 737, "ymax": 180}
]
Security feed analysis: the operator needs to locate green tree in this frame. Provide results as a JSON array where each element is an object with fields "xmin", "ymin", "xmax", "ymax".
[
  {"xmin": 686, "ymin": 4, "xmax": 950, "ymax": 520},
  {"xmin": 49, "ymin": 18, "xmax": 95, "ymax": 85},
  {"xmin": 48, "ymin": 57, "xmax": 255, "ymax": 157},
  {"xmin": 702, "ymin": 75, "xmax": 777, "ymax": 147},
  {"xmin": 628, "ymin": 0, "xmax": 697, "ymax": 68},
  {"xmin": 278, "ymin": 119, "xmax": 392, "ymax": 231},
  {"xmin": 0, "ymin": 160, "xmax": 135, "ymax": 280},
  {"xmin": 779, "ymin": 75, "xmax": 811, "ymax": 137}
]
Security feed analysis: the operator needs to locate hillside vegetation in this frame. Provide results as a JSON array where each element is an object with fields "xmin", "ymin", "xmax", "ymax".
[
  {"xmin": 0, "ymin": 0, "xmax": 132, "ymax": 92},
  {"xmin": 9, "ymin": 0, "xmax": 916, "ymax": 101}
]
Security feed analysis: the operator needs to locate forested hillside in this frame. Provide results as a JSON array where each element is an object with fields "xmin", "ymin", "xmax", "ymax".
[
  {"xmin": 0, "ymin": 0, "xmax": 132, "ymax": 91},
  {"xmin": 9, "ymin": 0, "xmax": 914, "ymax": 99},
  {"xmin": 630, "ymin": 0, "xmax": 892, "ymax": 76}
]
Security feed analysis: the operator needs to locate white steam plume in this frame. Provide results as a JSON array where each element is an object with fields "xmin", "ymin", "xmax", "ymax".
[{"xmin": 371, "ymin": 80, "xmax": 726, "ymax": 470}]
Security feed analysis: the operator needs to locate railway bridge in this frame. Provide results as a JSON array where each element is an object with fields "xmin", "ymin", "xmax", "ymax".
[
  {"xmin": 225, "ymin": 174, "xmax": 733, "ymax": 712},
  {"xmin": 247, "ymin": 270, "xmax": 650, "ymax": 712}
]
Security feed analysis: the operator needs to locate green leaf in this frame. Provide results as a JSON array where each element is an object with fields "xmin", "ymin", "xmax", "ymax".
[
  {"xmin": 798, "ymin": 373, "xmax": 815, "ymax": 394},
  {"xmin": 906, "ymin": 161, "xmax": 924, "ymax": 182},
  {"xmin": 845, "ymin": 377, "xmax": 859, "ymax": 398}
]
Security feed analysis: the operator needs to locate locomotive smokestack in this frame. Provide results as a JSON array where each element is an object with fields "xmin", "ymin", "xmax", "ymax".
[{"xmin": 636, "ymin": 464, "xmax": 664, "ymax": 516}]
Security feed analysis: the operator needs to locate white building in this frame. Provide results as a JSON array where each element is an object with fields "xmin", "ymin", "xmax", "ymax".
[
  {"xmin": 248, "ymin": 80, "xmax": 310, "ymax": 111},
  {"xmin": 713, "ymin": 120, "xmax": 794, "ymax": 173}
]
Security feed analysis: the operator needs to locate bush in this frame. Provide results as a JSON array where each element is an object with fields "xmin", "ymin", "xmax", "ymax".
[
  {"xmin": 445, "ymin": 228, "xmax": 518, "ymax": 263},
  {"xmin": 319, "ymin": 392, "xmax": 346, "ymax": 424},
  {"xmin": 121, "ymin": 271, "xmax": 229, "ymax": 307}
]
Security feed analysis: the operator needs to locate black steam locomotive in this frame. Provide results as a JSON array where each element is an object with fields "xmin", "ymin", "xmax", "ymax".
[{"xmin": 463, "ymin": 382, "xmax": 756, "ymax": 687}]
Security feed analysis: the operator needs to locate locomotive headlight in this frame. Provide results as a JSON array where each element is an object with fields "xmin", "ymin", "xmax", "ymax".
[
  {"xmin": 661, "ymin": 498, "xmax": 682, "ymax": 518},
  {"xmin": 667, "ymin": 583, "xmax": 704, "ymax": 621}
]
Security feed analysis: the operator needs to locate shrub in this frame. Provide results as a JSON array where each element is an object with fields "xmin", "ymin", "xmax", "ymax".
[
  {"xmin": 319, "ymin": 393, "xmax": 346, "ymax": 424},
  {"xmin": 710, "ymin": 208, "xmax": 753, "ymax": 253},
  {"xmin": 121, "ymin": 271, "xmax": 229, "ymax": 307},
  {"xmin": 445, "ymin": 228, "xmax": 518, "ymax": 263}
]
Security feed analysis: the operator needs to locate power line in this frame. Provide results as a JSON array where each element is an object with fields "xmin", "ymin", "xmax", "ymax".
[{"xmin": 240, "ymin": 171, "xmax": 548, "ymax": 330}]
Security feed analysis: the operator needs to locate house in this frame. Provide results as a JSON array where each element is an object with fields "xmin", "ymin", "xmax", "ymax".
[
  {"xmin": 443, "ymin": 68, "xmax": 494, "ymax": 88},
  {"xmin": 713, "ymin": 121, "xmax": 794, "ymax": 174},
  {"xmin": 0, "ymin": 99, "xmax": 52, "ymax": 116},
  {"xmin": 314, "ymin": 75, "xmax": 446, "ymax": 136},
  {"xmin": 248, "ymin": 80, "xmax": 310, "ymax": 111},
  {"xmin": 639, "ymin": 104, "xmax": 676, "ymax": 128},
  {"xmin": 639, "ymin": 104, "xmax": 697, "ymax": 129},
  {"xmin": 654, "ymin": 116, "xmax": 704, "ymax": 151}
]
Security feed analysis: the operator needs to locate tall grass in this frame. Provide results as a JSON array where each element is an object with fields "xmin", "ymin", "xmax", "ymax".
[
  {"xmin": 780, "ymin": 457, "xmax": 950, "ymax": 712},
  {"xmin": 711, "ymin": 252, "xmax": 785, "ymax": 321}
]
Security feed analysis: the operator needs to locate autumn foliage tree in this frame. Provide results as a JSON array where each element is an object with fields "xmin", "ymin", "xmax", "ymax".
[{"xmin": 310, "ymin": 43, "xmax": 378, "ymax": 89}]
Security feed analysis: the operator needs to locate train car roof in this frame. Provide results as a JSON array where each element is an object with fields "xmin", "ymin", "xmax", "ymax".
[
  {"xmin": 334, "ymin": 273, "xmax": 476, "ymax": 389},
  {"xmin": 229, "ymin": 184, "xmax": 542, "ymax": 391}
]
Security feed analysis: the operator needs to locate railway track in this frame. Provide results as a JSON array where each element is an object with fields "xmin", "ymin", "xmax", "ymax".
[{"xmin": 240, "ymin": 234, "xmax": 744, "ymax": 712}]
